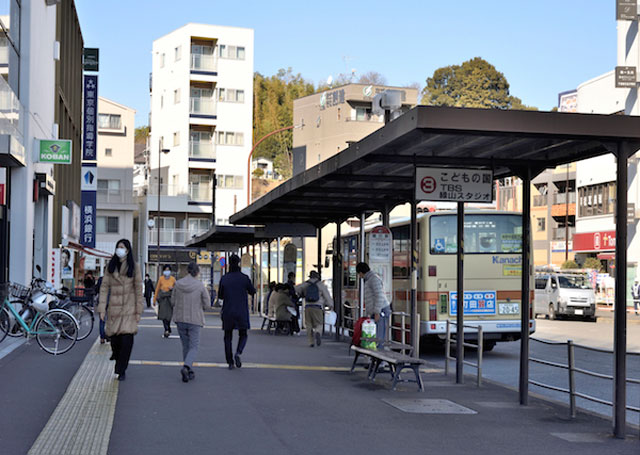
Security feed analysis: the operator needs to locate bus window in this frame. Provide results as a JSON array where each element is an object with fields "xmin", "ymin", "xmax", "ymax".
[
  {"xmin": 391, "ymin": 225, "xmax": 410, "ymax": 278},
  {"xmin": 430, "ymin": 214, "xmax": 523, "ymax": 254},
  {"xmin": 342, "ymin": 236, "xmax": 358, "ymax": 287}
]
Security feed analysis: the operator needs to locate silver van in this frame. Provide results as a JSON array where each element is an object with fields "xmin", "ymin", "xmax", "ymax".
[{"xmin": 534, "ymin": 272, "xmax": 597, "ymax": 321}]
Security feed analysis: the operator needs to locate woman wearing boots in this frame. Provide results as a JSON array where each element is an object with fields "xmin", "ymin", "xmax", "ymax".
[
  {"xmin": 97, "ymin": 239, "xmax": 143, "ymax": 381},
  {"xmin": 155, "ymin": 265, "xmax": 176, "ymax": 337}
]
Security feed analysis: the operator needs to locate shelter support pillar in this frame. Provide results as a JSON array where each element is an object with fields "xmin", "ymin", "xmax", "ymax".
[
  {"xmin": 259, "ymin": 242, "xmax": 263, "ymax": 315},
  {"xmin": 382, "ymin": 205, "xmax": 390, "ymax": 227},
  {"xmin": 614, "ymin": 142, "xmax": 630, "ymax": 439},
  {"xmin": 277, "ymin": 237, "xmax": 281, "ymax": 282},
  {"xmin": 317, "ymin": 228, "xmax": 322, "ymax": 279},
  {"xmin": 456, "ymin": 201, "xmax": 464, "ymax": 383},
  {"xmin": 359, "ymin": 212, "xmax": 366, "ymax": 319},
  {"xmin": 334, "ymin": 220, "xmax": 342, "ymax": 341},
  {"xmin": 410, "ymin": 199, "xmax": 419, "ymax": 358},
  {"xmin": 252, "ymin": 243, "xmax": 256, "ymax": 313},
  {"xmin": 267, "ymin": 241, "xmax": 271, "ymax": 284},
  {"xmin": 519, "ymin": 167, "xmax": 532, "ymax": 405}
]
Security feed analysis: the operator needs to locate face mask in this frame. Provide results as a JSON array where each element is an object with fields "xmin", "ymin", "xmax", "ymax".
[
  {"xmin": 115, "ymin": 248, "xmax": 127, "ymax": 258},
  {"xmin": 163, "ymin": 270, "xmax": 171, "ymax": 277}
]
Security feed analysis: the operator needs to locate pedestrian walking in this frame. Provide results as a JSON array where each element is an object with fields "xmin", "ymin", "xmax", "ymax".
[
  {"xmin": 632, "ymin": 279, "xmax": 640, "ymax": 315},
  {"xmin": 171, "ymin": 262, "xmax": 210, "ymax": 382},
  {"xmin": 356, "ymin": 262, "xmax": 391, "ymax": 348},
  {"xmin": 144, "ymin": 274, "xmax": 154, "ymax": 308},
  {"xmin": 97, "ymin": 239, "xmax": 143, "ymax": 381},
  {"xmin": 295, "ymin": 271, "xmax": 333, "ymax": 347},
  {"xmin": 218, "ymin": 254, "xmax": 256, "ymax": 369},
  {"xmin": 155, "ymin": 265, "xmax": 176, "ymax": 337}
]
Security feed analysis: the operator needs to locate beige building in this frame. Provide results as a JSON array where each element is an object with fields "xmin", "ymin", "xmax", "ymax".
[
  {"xmin": 93, "ymin": 97, "xmax": 137, "ymax": 269},
  {"xmin": 292, "ymin": 84, "xmax": 418, "ymax": 276}
]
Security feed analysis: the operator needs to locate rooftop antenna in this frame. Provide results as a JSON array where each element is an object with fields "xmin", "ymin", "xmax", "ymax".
[{"xmin": 326, "ymin": 75, "xmax": 333, "ymax": 87}]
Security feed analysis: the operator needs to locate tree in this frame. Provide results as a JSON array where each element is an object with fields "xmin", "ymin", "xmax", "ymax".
[
  {"xmin": 357, "ymin": 71, "xmax": 387, "ymax": 85},
  {"xmin": 253, "ymin": 68, "xmax": 315, "ymax": 179},
  {"xmin": 421, "ymin": 57, "xmax": 536, "ymax": 110},
  {"xmin": 583, "ymin": 257, "xmax": 603, "ymax": 271},
  {"xmin": 135, "ymin": 126, "xmax": 149, "ymax": 142},
  {"xmin": 561, "ymin": 259, "xmax": 579, "ymax": 269}
]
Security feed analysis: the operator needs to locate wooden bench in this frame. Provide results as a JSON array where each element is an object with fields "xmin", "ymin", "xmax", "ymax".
[
  {"xmin": 261, "ymin": 314, "xmax": 294, "ymax": 335},
  {"xmin": 350, "ymin": 343, "xmax": 426, "ymax": 391}
]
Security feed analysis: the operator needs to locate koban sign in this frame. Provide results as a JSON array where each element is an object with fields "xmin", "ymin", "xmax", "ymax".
[{"xmin": 38, "ymin": 140, "xmax": 72, "ymax": 164}]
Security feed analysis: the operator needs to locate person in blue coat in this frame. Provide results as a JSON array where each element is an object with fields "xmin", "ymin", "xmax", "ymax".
[{"xmin": 219, "ymin": 254, "xmax": 256, "ymax": 369}]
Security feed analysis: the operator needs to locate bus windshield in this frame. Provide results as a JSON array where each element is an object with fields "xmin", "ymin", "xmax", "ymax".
[
  {"xmin": 430, "ymin": 214, "xmax": 523, "ymax": 254},
  {"xmin": 558, "ymin": 275, "xmax": 593, "ymax": 290}
]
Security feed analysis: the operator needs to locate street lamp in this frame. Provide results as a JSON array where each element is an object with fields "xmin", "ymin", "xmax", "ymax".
[{"xmin": 156, "ymin": 139, "xmax": 170, "ymax": 281}]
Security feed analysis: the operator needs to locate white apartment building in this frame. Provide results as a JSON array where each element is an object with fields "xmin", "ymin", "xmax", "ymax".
[
  {"xmin": 92, "ymin": 97, "xmax": 137, "ymax": 271},
  {"xmin": 143, "ymin": 23, "xmax": 254, "ymax": 278}
]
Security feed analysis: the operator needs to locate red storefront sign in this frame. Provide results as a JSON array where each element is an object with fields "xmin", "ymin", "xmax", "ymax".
[{"xmin": 573, "ymin": 230, "xmax": 616, "ymax": 252}]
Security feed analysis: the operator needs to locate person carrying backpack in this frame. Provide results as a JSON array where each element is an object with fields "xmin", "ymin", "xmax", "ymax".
[{"xmin": 295, "ymin": 270, "xmax": 333, "ymax": 347}]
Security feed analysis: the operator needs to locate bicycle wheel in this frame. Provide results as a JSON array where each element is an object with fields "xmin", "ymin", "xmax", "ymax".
[
  {"xmin": 65, "ymin": 303, "xmax": 94, "ymax": 340},
  {"xmin": 5, "ymin": 300, "xmax": 29, "ymax": 337},
  {"xmin": 35, "ymin": 309, "xmax": 78, "ymax": 355},
  {"xmin": 0, "ymin": 307, "xmax": 9, "ymax": 343}
]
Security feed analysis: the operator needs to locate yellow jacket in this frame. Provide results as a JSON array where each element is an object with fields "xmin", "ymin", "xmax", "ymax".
[{"xmin": 154, "ymin": 275, "xmax": 176, "ymax": 303}]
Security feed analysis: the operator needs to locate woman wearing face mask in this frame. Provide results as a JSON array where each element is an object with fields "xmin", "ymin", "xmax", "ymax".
[
  {"xmin": 97, "ymin": 239, "xmax": 143, "ymax": 381},
  {"xmin": 155, "ymin": 265, "xmax": 176, "ymax": 338}
]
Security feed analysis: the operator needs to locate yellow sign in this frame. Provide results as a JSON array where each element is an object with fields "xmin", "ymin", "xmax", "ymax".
[
  {"xmin": 197, "ymin": 251, "xmax": 212, "ymax": 265},
  {"xmin": 502, "ymin": 264, "xmax": 522, "ymax": 276}
]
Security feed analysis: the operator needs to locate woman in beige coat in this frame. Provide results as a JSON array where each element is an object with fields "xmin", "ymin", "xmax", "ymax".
[
  {"xmin": 97, "ymin": 239, "xmax": 143, "ymax": 381},
  {"xmin": 171, "ymin": 261, "xmax": 209, "ymax": 383}
]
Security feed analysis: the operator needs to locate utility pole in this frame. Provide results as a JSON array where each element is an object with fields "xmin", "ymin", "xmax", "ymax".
[{"xmin": 156, "ymin": 138, "xmax": 169, "ymax": 281}]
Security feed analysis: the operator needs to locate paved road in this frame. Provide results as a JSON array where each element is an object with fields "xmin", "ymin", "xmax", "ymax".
[{"xmin": 422, "ymin": 311, "xmax": 640, "ymax": 425}]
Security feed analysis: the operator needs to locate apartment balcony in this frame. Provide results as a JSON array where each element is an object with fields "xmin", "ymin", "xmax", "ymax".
[
  {"xmin": 552, "ymin": 192, "xmax": 576, "ymax": 204},
  {"xmin": 148, "ymin": 228, "xmax": 208, "ymax": 247},
  {"xmin": 552, "ymin": 227, "xmax": 576, "ymax": 241},
  {"xmin": 189, "ymin": 141, "xmax": 216, "ymax": 160},
  {"xmin": 533, "ymin": 194, "xmax": 547, "ymax": 207},
  {"xmin": 147, "ymin": 184, "xmax": 187, "ymax": 197},
  {"xmin": 551, "ymin": 192, "xmax": 576, "ymax": 217},
  {"xmin": 191, "ymin": 52, "xmax": 217, "ymax": 73},
  {"xmin": 188, "ymin": 183, "xmax": 213, "ymax": 203},
  {"xmin": 189, "ymin": 96, "xmax": 217, "ymax": 125},
  {"xmin": 0, "ymin": 74, "xmax": 25, "ymax": 167},
  {"xmin": 97, "ymin": 188, "xmax": 136, "ymax": 206}
]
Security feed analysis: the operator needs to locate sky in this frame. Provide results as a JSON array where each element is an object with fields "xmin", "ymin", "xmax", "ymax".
[{"xmin": 76, "ymin": 0, "xmax": 617, "ymax": 127}]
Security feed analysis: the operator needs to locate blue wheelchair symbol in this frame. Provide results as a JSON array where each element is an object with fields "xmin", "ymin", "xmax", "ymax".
[{"xmin": 434, "ymin": 238, "xmax": 445, "ymax": 252}]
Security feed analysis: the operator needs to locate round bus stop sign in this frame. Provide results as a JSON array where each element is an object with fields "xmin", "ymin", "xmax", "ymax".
[
  {"xmin": 219, "ymin": 257, "xmax": 226, "ymax": 268},
  {"xmin": 421, "ymin": 176, "xmax": 436, "ymax": 194}
]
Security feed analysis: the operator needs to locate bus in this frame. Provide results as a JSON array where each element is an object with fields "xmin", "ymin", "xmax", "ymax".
[{"xmin": 338, "ymin": 210, "xmax": 535, "ymax": 351}]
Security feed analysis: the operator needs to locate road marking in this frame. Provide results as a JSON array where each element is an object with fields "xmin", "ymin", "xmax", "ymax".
[
  {"xmin": 28, "ymin": 339, "xmax": 118, "ymax": 455},
  {"xmin": 138, "ymin": 324, "xmax": 261, "ymax": 331}
]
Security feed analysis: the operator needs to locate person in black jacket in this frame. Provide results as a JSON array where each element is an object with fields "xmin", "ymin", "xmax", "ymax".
[
  {"xmin": 219, "ymin": 254, "xmax": 256, "ymax": 369},
  {"xmin": 144, "ymin": 274, "xmax": 154, "ymax": 308}
]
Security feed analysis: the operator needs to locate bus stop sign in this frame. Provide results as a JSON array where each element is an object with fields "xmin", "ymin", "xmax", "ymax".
[{"xmin": 416, "ymin": 167, "xmax": 493, "ymax": 203}]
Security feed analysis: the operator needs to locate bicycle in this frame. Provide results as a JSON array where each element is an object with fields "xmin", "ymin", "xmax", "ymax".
[
  {"xmin": 52, "ymin": 287, "xmax": 94, "ymax": 341},
  {"xmin": 0, "ymin": 285, "xmax": 79, "ymax": 355}
]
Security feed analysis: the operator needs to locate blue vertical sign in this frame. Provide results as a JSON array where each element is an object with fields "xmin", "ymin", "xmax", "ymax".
[
  {"xmin": 80, "ymin": 164, "xmax": 97, "ymax": 247},
  {"xmin": 83, "ymin": 75, "xmax": 98, "ymax": 161}
]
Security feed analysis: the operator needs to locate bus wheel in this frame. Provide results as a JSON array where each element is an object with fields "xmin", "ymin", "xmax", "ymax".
[
  {"xmin": 549, "ymin": 304, "xmax": 557, "ymax": 320},
  {"xmin": 483, "ymin": 341, "xmax": 496, "ymax": 352}
]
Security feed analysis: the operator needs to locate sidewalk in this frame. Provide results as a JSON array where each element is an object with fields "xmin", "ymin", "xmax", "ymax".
[{"xmin": 2, "ymin": 307, "xmax": 639, "ymax": 454}]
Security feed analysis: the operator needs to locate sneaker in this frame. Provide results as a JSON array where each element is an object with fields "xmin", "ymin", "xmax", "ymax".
[
  {"xmin": 100, "ymin": 338, "xmax": 105, "ymax": 344},
  {"xmin": 228, "ymin": 363, "xmax": 235, "ymax": 370},
  {"xmin": 180, "ymin": 366, "xmax": 189, "ymax": 383},
  {"xmin": 234, "ymin": 354, "xmax": 242, "ymax": 368},
  {"xmin": 188, "ymin": 369, "xmax": 195, "ymax": 380},
  {"xmin": 163, "ymin": 331, "xmax": 170, "ymax": 338},
  {"xmin": 109, "ymin": 353, "xmax": 116, "ymax": 361},
  {"xmin": 315, "ymin": 332, "xmax": 321, "ymax": 346},
  {"xmin": 117, "ymin": 373, "xmax": 126, "ymax": 381}
]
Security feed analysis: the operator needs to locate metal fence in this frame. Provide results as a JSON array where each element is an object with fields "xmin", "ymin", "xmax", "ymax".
[
  {"xmin": 445, "ymin": 320, "xmax": 484, "ymax": 386},
  {"xmin": 529, "ymin": 337, "xmax": 640, "ymax": 419}
]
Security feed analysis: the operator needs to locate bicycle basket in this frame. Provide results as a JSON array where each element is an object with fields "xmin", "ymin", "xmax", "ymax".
[{"xmin": 9, "ymin": 282, "xmax": 30, "ymax": 299}]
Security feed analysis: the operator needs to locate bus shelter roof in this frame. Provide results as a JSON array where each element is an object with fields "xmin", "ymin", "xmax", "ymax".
[
  {"xmin": 230, "ymin": 105, "xmax": 640, "ymax": 227},
  {"xmin": 186, "ymin": 225, "xmax": 262, "ymax": 250}
]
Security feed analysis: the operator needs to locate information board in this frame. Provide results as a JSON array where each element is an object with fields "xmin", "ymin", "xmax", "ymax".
[
  {"xmin": 449, "ymin": 290, "xmax": 497, "ymax": 315},
  {"xmin": 416, "ymin": 167, "xmax": 493, "ymax": 203}
]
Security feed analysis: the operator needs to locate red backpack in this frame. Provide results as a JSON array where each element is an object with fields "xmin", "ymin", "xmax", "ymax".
[{"xmin": 351, "ymin": 317, "xmax": 369, "ymax": 346}]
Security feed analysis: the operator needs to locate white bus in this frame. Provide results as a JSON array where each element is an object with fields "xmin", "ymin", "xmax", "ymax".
[{"xmin": 338, "ymin": 210, "xmax": 535, "ymax": 351}]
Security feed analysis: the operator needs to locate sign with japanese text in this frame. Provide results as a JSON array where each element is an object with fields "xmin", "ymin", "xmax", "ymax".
[
  {"xmin": 449, "ymin": 290, "xmax": 497, "ymax": 315},
  {"xmin": 573, "ymin": 231, "xmax": 616, "ymax": 252},
  {"xmin": 80, "ymin": 191, "xmax": 96, "ymax": 248},
  {"xmin": 83, "ymin": 48, "xmax": 99, "ymax": 72},
  {"xmin": 617, "ymin": 0, "xmax": 638, "ymax": 20},
  {"xmin": 319, "ymin": 88, "xmax": 345, "ymax": 110},
  {"xmin": 82, "ymin": 75, "xmax": 98, "ymax": 161},
  {"xmin": 616, "ymin": 66, "xmax": 637, "ymax": 88},
  {"xmin": 38, "ymin": 139, "xmax": 72, "ymax": 164},
  {"xmin": 416, "ymin": 167, "xmax": 493, "ymax": 203},
  {"xmin": 368, "ymin": 226, "xmax": 393, "ymax": 303}
]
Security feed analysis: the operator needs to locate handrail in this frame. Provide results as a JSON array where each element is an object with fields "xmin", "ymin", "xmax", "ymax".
[
  {"xmin": 390, "ymin": 311, "xmax": 411, "ymax": 355},
  {"xmin": 445, "ymin": 320, "xmax": 483, "ymax": 386},
  {"xmin": 528, "ymin": 337, "xmax": 640, "ymax": 420}
]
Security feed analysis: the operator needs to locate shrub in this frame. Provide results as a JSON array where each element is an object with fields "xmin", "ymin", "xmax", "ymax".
[
  {"xmin": 583, "ymin": 257, "xmax": 603, "ymax": 272},
  {"xmin": 561, "ymin": 259, "xmax": 579, "ymax": 269}
]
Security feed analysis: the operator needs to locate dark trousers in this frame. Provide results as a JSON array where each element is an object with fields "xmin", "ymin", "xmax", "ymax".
[
  {"xmin": 145, "ymin": 295, "xmax": 151, "ymax": 308},
  {"xmin": 224, "ymin": 329, "xmax": 247, "ymax": 365},
  {"xmin": 162, "ymin": 319, "xmax": 171, "ymax": 333},
  {"xmin": 111, "ymin": 334, "xmax": 134, "ymax": 375}
]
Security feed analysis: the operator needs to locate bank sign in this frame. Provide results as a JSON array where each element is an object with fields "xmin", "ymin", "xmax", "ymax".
[
  {"xmin": 416, "ymin": 167, "xmax": 493, "ymax": 203},
  {"xmin": 38, "ymin": 140, "xmax": 72, "ymax": 164}
]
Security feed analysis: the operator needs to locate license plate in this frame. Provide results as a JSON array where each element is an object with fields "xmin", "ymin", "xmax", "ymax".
[
  {"xmin": 498, "ymin": 303, "xmax": 519, "ymax": 315},
  {"xmin": 574, "ymin": 309, "xmax": 583, "ymax": 315}
]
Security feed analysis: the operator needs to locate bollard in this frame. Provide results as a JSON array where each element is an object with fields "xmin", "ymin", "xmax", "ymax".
[
  {"xmin": 568, "ymin": 339, "xmax": 576, "ymax": 419},
  {"xmin": 477, "ymin": 326, "xmax": 483, "ymax": 387},
  {"xmin": 445, "ymin": 320, "xmax": 451, "ymax": 377}
]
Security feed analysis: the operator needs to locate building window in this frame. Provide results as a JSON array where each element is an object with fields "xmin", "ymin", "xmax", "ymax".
[
  {"xmin": 97, "ymin": 179, "xmax": 120, "ymax": 195},
  {"xmin": 216, "ymin": 174, "xmax": 244, "ymax": 189},
  {"xmin": 175, "ymin": 45, "xmax": 182, "ymax": 61},
  {"xmin": 188, "ymin": 218, "xmax": 211, "ymax": 234},
  {"xmin": 217, "ymin": 88, "xmax": 244, "ymax": 103},
  {"xmin": 96, "ymin": 216, "xmax": 119, "ymax": 234},
  {"xmin": 98, "ymin": 114, "xmax": 122, "ymax": 130},
  {"xmin": 354, "ymin": 106, "xmax": 373, "ymax": 121},
  {"xmin": 216, "ymin": 131, "xmax": 243, "ymax": 146},
  {"xmin": 155, "ymin": 217, "xmax": 175, "ymax": 229},
  {"xmin": 160, "ymin": 95, "xmax": 164, "ymax": 109},
  {"xmin": 237, "ymin": 47, "xmax": 245, "ymax": 59},
  {"xmin": 537, "ymin": 217, "xmax": 546, "ymax": 232},
  {"xmin": 174, "ymin": 89, "xmax": 180, "ymax": 104},
  {"xmin": 578, "ymin": 182, "xmax": 616, "ymax": 217},
  {"xmin": 191, "ymin": 44, "xmax": 215, "ymax": 70},
  {"xmin": 219, "ymin": 44, "xmax": 245, "ymax": 60},
  {"xmin": 173, "ymin": 132, "xmax": 180, "ymax": 146},
  {"xmin": 105, "ymin": 148, "xmax": 112, "ymax": 157},
  {"xmin": 160, "ymin": 53, "xmax": 165, "ymax": 68}
]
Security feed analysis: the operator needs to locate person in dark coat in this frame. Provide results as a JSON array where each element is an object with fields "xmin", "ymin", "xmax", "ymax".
[
  {"xmin": 219, "ymin": 254, "xmax": 256, "ymax": 369},
  {"xmin": 144, "ymin": 274, "xmax": 154, "ymax": 308}
]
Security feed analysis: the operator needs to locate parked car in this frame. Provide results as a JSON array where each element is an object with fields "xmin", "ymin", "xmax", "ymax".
[{"xmin": 534, "ymin": 272, "xmax": 597, "ymax": 321}]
